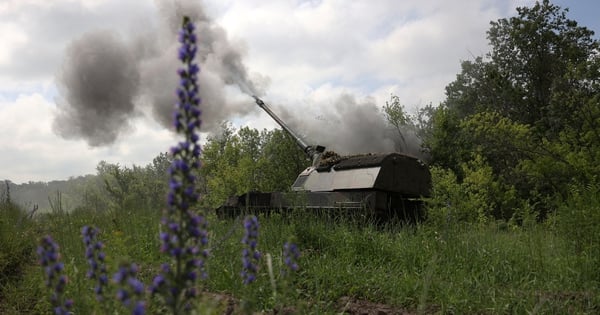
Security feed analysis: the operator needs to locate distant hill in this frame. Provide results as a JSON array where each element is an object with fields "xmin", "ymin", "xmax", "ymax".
[{"xmin": 1, "ymin": 175, "xmax": 101, "ymax": 213}]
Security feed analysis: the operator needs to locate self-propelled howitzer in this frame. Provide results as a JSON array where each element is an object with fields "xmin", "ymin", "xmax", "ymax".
[{"xmin": 217, "ymin": 96, "xmax": 431, "ymax": 221}]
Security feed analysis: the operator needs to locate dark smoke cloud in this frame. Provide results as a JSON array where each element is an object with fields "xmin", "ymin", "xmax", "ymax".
[
  {"xmin": 54, "ymin": 31, "xmax": 140, "ymax": 146},
  {"xmin": 54, "ymin": 0, "xmax": 264, "ymax": 146},
  {"xmin": 278, "ymin": 94, "xmax": 423, "ymax": 157}
]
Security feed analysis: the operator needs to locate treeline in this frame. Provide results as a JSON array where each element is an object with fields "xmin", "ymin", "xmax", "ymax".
[
  {"xmin": 2, "ymin": 153, "xmax": 172, "ymax": 215},
  {"xmin": 3, "ymin": 177, "xmax": 98, "ymax": 213},
  {"xmin": 2, "ymin": 126, "xmax": 309, "ymax": 214}
]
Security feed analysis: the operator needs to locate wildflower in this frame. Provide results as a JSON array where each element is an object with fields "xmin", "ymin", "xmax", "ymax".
[
  {"xmin": 81, "ymin": 225, "xmax": 109, "ymax": 301},
  {"xmin": 113, "ymin": 263, "xmax": 146, "ymax": 314},
  {"xmin": 37, "ymin": 235, "xmax": 73, "ymax": 315},
  {"xmin": 281, "ymin": 242, "xmax": 301, "ymax": 275},
  {"xmin": 241, "ymin": 215, "xmax": 261, "ymax": 284},
  {"xmin": 151, "ymin": 15, "xmax": 208, "ymax": 313}
]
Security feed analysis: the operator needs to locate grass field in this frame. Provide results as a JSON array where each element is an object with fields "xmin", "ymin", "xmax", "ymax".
[{"xmin": 1, "ymin": 198, "xmax": 598, "ymax": 314}]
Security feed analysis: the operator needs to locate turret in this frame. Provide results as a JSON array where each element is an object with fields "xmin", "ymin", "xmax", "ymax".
[{"xmin": 253, "ymin": 96, "xmax": 325, "ymax": 166}]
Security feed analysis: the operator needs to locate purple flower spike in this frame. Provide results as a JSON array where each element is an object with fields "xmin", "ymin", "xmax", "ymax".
[
  {"xmin": 113, "ymin": 263, "xmax": 146, "ymax": 314},
  {"xmin": 241, "ymin": 215, "xmax": 261, "ymax": 285},
  {"xmin": 152, "ymin": 15, "xmax": 209, "ymax": 313},
  {"xmin": 81, "ymin": 225, "xmax": 109, "ymax": 301},
  {"xmin": 37, "ymin": 235, "xmax": 73, "ymax": 315},
  {"xmin": 282, "ymin": 242, "xmax": 301, "ymax": 276}
]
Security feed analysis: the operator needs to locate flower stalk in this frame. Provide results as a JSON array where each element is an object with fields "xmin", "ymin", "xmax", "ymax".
[
  {"xmin": 241, "ymin": 215, "xmax": 261, "ymax": 284},
  {"xmin": 281, "ymin": 242, "xmax": 300, "ymax": 276},
  {"xmin": 150, "ymin": 15, "xmax": 208, "ymax": 314},
  {"xmin": 37, "ymin": 235, "xmax": 73, "ymax": 315},
  {"xmin": 113, "ymin": 263, "xmax": 146, "ymax": 315},
  {"xmin": 81, "ymin": 225, "xmax": 109, "ymax": 301}
]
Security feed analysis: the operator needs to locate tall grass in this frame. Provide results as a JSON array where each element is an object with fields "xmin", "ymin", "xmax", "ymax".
[
  {"xmin": 2, "ymin": 197, "xmax": 600, "ymax": 314},
  {"xmin": 0, "ymin": 198, "xmax": 38, "ymax": 314}
]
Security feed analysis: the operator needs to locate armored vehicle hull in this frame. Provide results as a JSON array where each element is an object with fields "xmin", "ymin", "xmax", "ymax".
[{"xmin": 217, "ymin": 152, "xmax": 431, "ymax": 221}]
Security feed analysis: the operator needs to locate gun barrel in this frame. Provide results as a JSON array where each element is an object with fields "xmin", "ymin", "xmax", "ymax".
[
  {"xmin": 253, "ymin": 96, "xmax": 325, "ymax": 166},
  {"xmin": 253, "ymin": 96, "xmax": 309, "ymax": 150}
]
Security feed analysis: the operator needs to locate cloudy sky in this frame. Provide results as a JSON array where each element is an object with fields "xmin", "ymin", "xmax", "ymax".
[{"xmin": 1, "ymin": 0, "xmax": 598, "ymax": 184}]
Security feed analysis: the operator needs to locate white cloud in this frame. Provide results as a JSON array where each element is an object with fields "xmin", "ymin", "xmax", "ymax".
[
  {"xmin": 216, "ymin": 0, "xmax": 521, "ymax": 109},
  {"xmin": 0, "ymin": 22, "xmax": 28, "ymax": 65},
  {"xmin": 0, "ymin": 94, "xmax": 178, "ymax": 183}
]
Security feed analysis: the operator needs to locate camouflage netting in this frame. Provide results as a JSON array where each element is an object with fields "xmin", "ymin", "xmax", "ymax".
[{"xmin": 318, "ymin": 151, "xmax": 343, "ymax": 168}]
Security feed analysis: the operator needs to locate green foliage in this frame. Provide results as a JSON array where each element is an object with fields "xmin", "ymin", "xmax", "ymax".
[
  {"xmin": 5, "ymin": 176, "xmax": 97, "ymax": 213},
  {"xmin": 94, "ymin": 153, "xmax": 171, "ymax": 223},
  {"xmin": 257, "ymin": 128, "xmax": 310, "ymax": 192},
  {"xmin": 383, "ymin": 95, "xmax": 412, "ymax": 151},
  {"xmin": 4, "ymin": 152, "xmax": 172, "ymax": 216},
  {"xmin": 0, "ymin": 200, "xmax": 35, "ymax": 300},
  {"xmin": 200, "ymin": 124, "xmax": 256, "ymax": 207},
  {"xmin": 426, "ymin": 1, "xmax": 600, "ymax": 219},
  {"xmin": 461, "ymin": 111, "xmax": 532, "ymax": 173},
  {"xmin": 450, "ymin": 0, "xmax": 599, "ymax": 131},
  {"xmin": 488, "ymin": 0, "xmax": 598, "ymax": 129},
  {"xmin": 381, "ymin": 94, "xmax": 434, "ymax": 156},
  {"xmin": 200, "ymin": 123, "xmax": 309, "ymax": 207},
  {"xmin": 412, "ymin": 103, "xmax": 436, "ymax": 144},
  {"xmin": 426, "ymin": 156, "xmax": 519, "ymax": 225},
  {"xmin": 423, "ymin": 106, "xmax": 468, "ymax": 172},
  {"xmin": 555, "ymin": 183, "xmax": 600, "ymax": 268},
  {"xmin": 2, "ymin": 178, "xmax": 600, "ymax": 314}
]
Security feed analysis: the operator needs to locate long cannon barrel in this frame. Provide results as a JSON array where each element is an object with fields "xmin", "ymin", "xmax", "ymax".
[
  {"xmin": 253, "ymin": 96, "xmax": 325, "ymax": 166},
  {"xmin": 253, "ymin": 96, "xmax": 308, "ymax": 150}
]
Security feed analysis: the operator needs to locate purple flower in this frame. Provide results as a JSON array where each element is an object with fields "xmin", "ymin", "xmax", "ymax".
[
  {"xmin": 113, "ymin": 263, "xmax": 145, "ymax": 314},
  {"xmin": 152, "ymin": 15, "xmax": 208, "ymax": 313},
  {"xmin": 81, "ymin": 225, "xmax": 109, "ymax": 301},
  {"xmin": 133, "ymin": 301, "xmax": 146, "ymax": 315},
  {"xmin": 282, "ymin": 242, "xmax": 301, "ymax": 275},
  {"xmin": 37, "ymin": 235, "xmax": 73, "ymax": 315},
  {"xmin": 241, "ymin": 216, "xmax": 261, "ymax": 284}
]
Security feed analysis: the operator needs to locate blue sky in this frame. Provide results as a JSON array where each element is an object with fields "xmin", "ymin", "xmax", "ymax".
[
  {"xmin": 0, "ymin": 0, "xmax": 598, "ymax": 184},
  {"xmin": 554, "ymin": 0, "xmax": 600, "ymax": 36}
]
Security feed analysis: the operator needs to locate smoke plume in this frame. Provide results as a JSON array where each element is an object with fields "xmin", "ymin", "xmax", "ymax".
[
  {"xmin": 53, "ymin": 0, "xmax": 423, "ymax": 158},
  {"xmin": 278, "ymin": 94, "xmax": 423, "ymax": 158},
  {"xmin": 54, "ymin": 0, "xmax": 264, "ymax": 146},
  {"xmin": 54, "ymin": 31, "xmax": 140, "ymax": 146}
]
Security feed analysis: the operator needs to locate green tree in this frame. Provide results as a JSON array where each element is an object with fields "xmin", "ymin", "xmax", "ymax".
[
  {"xmin": 95, "ymin": 153, "xmax": 173, "ymax": 215},
  {"xmin": 200, "ymin": 124, "xmax": 309, "ymax": 208},
  {"xmin": 97, "ymin": 161, "xmax": 129, "ymax": 211},
  {"xmin": 442, "ymin": 0, "xmax": 599, "ymax": 134},
  {"xmin": 426, "ymin": 0, "xmax": 600, "ymax": 217},
  {"xmin": 487, "ymin": 0, "xmax": 599, "ymax": 132},
  {"xmin": 383, "ymin": 95, "xmax": 412, "ymax": 152},
  {"xmin": 256, "ymin": 129, "xmax": 308, "ymax": 192},
  {"xmin": 382, "ymin": 94, "xmax": 434, "ymax": 157}
]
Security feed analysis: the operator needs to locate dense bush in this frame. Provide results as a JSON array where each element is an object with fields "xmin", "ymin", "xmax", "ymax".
[{"xmin": 425, "ymin": 155, "xmax": 520, "ymax": 226}]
